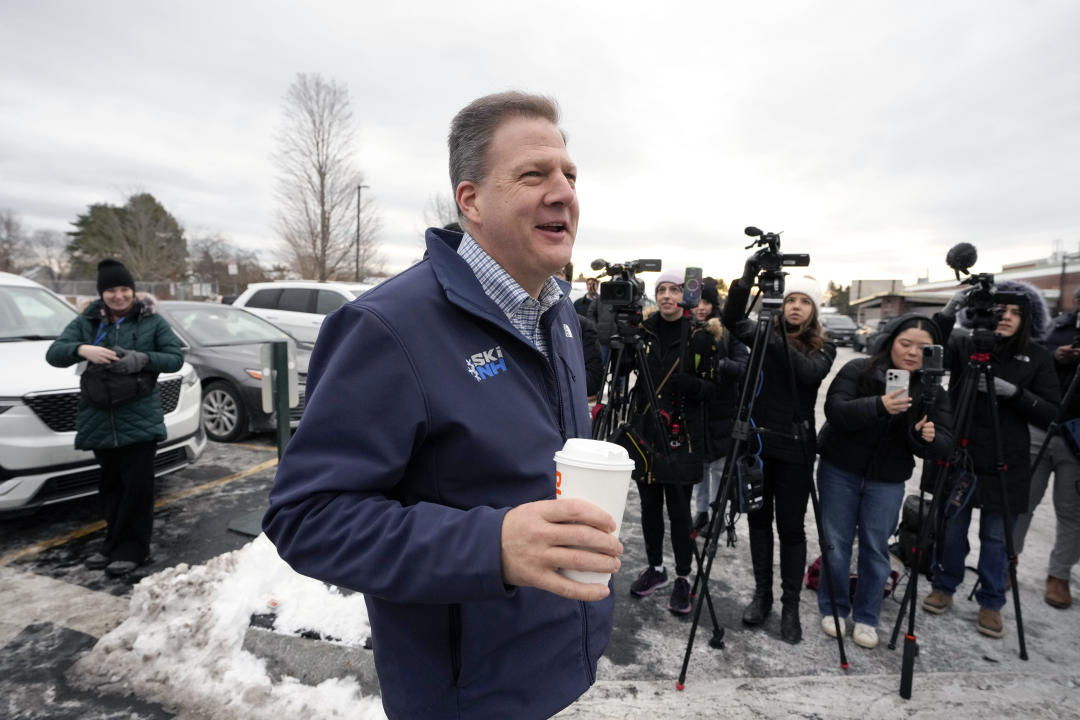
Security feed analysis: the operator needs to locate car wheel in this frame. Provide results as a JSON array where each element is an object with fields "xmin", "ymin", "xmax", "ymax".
[{"xmin": 202, "ymin": 381, "xmax": 248, "ymax": 442}]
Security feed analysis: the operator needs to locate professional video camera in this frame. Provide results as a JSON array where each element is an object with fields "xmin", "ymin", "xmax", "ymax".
[
  {"xmin": 742, "ymin": 226, "xmax": 809, "ymax": 282},
  {"xmin": 590, "ymin": 257, "xmax": 661, "ymax": 307},
  {"xmin": 945, "ymin": 243, "xmax": 1027, "ymax": 331}
]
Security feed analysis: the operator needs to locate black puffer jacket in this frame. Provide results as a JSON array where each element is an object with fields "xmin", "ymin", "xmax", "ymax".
[
  {"xmin": 922, "ymin": 306, "xmax": 1059, "ymax": 513},
  {"xmin": 818, "ymin": 358, "xmax": 953, "ymax": 482},
  {"xmin": 722, "ymin": 279, "xmax": 836, "ymax": 463},
  {"xmin": 630, "ymin": 312, "xmax": 718, "ymax": 482}
]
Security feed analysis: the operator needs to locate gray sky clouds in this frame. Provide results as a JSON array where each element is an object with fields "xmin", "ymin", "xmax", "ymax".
[{"xmin": 2, "ymin": 0, "xmax": 1077, "ymax": 288}]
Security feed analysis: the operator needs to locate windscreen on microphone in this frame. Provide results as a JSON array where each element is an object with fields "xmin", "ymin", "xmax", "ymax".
[
  {"xmin": 744, "ymin": 226, "xmax": 762, "ymax": 237},
  {"xmin": 945, "ymin": 243, "xmax": 978, "ymax": 273},
  {"xmin": 590, "ymin": 258, "xmax": 607, "ymax": 271}
]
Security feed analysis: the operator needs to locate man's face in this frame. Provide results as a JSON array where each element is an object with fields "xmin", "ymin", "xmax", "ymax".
[
  {"xmin": 656, "ymin": 282, "xmax": 683, "ymax": 321},
  {"xmin": 586, "ymin": 278, "xmax": 598, "ymax": 297},
  {"xmin": 456, "ymin": 116, "xmax": 579, "ymax": 295}
]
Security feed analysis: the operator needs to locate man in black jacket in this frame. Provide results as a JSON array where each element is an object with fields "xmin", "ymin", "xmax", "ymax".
[{"xmin": 1013, "ymin": 287, "xmax": 1080, "ymax": 610}]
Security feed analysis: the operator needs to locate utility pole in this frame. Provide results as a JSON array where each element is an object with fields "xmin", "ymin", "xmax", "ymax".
[{"xmin": 355, "ymin": 183, "xmax": 370, "ymax": 281}]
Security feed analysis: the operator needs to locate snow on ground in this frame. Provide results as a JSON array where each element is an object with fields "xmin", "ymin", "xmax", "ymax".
[{"xmin": 70, "ymin": 534, "xmax": 385, "ymax": 720}]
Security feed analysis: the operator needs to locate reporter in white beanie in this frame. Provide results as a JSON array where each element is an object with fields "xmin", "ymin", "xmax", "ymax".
[{"xmin": 721, "ymin": 267, "xmax": 835, "ymax": 644}]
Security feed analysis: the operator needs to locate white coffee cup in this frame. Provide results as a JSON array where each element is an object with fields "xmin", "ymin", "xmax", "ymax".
[{"xmin": 553, "ymin": 438, "xmax": 635, "ymax": 584}]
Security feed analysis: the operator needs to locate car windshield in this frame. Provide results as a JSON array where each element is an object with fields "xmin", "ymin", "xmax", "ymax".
[
  {"xmin": 824, "ymin": 315, "xmax": 857, "ymax": 329},
  {"xmin": 0, "ymin": 285, "xmax": 78, "ymax": 340},
  {"xmin": 165, "ymin": 306, "xmax": 290, "ymax": 346}
]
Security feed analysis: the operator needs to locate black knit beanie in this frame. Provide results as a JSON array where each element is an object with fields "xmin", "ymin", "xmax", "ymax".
[{"xmin": 97, "ymin": 259, "xmax": 135, "ymax": 294}]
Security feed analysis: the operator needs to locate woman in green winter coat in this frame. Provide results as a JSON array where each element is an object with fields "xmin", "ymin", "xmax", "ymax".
[{"xmin": 46, "ymin": 259, "xmax": 183, "ymax": 577}]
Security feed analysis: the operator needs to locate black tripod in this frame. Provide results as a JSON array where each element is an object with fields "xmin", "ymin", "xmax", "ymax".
[
  {"xmin": 888, "ymin": 324, "xmax": 1029, "ymax": 699},
  {"xmin": 677, "ymin": 265, "xmax": 849, "ymax": 690},
  {"xmin": 593, "ymin": 302, "xmax": 728, "ymax": 645}
]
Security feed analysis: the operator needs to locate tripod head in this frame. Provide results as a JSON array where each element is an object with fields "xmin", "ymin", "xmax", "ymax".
[
  {"xmin": 742, "ymin": 226, "xmax": 810, "ymax": 302},
  {"xmin": 945, "ymin": 243, "xmax": 1027, "ymax": 351}
]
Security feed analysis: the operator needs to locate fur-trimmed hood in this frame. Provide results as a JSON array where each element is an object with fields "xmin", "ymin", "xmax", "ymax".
[
  {"xmin": 957, "ymin": 279, "xmax": 1051, "ymax": 341},
  {"xmin": 81, "ymin": 293, "xmax": 160, "ymax": 322}
]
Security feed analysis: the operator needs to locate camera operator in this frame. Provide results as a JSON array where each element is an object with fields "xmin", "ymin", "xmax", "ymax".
[
  {"xmin": 627, "ymin": 270, "xmax": 719, "ymax": 615},
  {"xmin": 1012, "ymin": 285, "xmax": 1080, "ymax": 610},
  {"xmin": 921, "ymin": 280, "xmax": 1059, "ymax": 638},
  {"xmin": 722, "ymin": 267, "xmax": 836, "ymax": 644},
  {"xmin": 693, "ymin": 280, "xmax": 749, "ymax": 533},
  {"xmin": 816, "ymin": 314, "xmax": 953, "ymax": 649}
]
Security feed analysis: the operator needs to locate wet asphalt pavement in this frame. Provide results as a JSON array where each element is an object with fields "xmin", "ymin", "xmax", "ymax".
[{"xmin": 0, "ymin": 435, "xmax": 281, "ymax": 719}]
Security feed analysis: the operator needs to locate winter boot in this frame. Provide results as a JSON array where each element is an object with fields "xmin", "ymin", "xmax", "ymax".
[
  {"xmin": 741, "ymin": 528, "xmax": 774, "ymax": 626},
  {"xmin": 779, "ymin": 541, "xmax": 806, "ymax": 644}
]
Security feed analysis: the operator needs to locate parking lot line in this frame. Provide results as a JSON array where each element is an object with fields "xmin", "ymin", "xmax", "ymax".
[
  {"xmin": 233, "ymin": 443, "xmax": 277, "ymax": 452},
  {"xmin": 0, "ymin": 458, "xmax": 279, "ymax": 567}
]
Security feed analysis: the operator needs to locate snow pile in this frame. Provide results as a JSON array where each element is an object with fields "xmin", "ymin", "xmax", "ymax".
[{"xmin": 70, "ymin": 534, "xmax": 385, "ymax": 720}]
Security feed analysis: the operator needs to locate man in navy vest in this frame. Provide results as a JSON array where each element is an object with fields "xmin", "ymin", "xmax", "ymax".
[{"xmin": 263, "ymin": 92, "xmax": 621, "ymax": 720}]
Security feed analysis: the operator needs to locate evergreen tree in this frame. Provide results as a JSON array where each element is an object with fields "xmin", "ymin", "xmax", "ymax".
[{"xmin": 67, "ymin": 193, "xmax": 188, "ymax": 280}]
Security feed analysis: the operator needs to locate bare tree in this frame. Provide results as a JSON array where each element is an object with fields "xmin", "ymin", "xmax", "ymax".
[
  {"xmin": 274, "ymin": 73, "xmax": 380, "ymax": 281},
  {"xmin": 423, "ymin": 193, "xmax": 460, "ymax": 229},
  {"xmin": 0, "ymin": 209, "xmax": 26, "ymax": 273},
  {"xmin": 27, "ymin": 229, "xmax": 71, "ymax": 283},
  {"xmin": 189, "ymin": 234, "xmax": 268, "ymax": 296}
]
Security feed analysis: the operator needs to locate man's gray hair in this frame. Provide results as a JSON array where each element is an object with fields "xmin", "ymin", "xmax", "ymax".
[{"xmin": 448, "ymin": 92, "xmax": 563, "ymax": 205}]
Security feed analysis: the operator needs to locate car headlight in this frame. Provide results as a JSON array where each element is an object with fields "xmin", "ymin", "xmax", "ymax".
[{"xmin": 182, "ymin": 367, "xmax": 199, "ymax": 387}]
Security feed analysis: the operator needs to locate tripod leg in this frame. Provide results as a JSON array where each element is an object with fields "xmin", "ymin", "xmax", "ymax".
[{"xmin": 983, "ymin": 367, "xmax": 1029, "ymax": 660}]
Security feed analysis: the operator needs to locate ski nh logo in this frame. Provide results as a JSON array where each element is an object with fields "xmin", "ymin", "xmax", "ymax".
[{"xmin": 466, "ymin": 345, "xmax": 508, "ymax": 382}]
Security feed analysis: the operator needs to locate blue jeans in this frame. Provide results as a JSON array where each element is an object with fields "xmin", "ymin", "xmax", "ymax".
[
  {"xmin": 816, "ymin": 458, "xmax": 905, "ymax": 626},
  {"xmin": 694, "ymin": 458, "xmax": 726, "ymax": 514},
  {"xmin": 932, "ymin": 498, "xmax": 1017, "ymax": 612}
]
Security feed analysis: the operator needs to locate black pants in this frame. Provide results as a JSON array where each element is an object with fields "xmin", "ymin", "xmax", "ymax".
[
  {"xmin": 638, "ymin": 480, "xmax": 695, "ymax": 577},
  {"xmin": 93, "ymin": 441, "xmax": 157, "ymax": 563},
  {"xmin": 746, "ymin": 457, "xmax": 811, "ymax": 546}
]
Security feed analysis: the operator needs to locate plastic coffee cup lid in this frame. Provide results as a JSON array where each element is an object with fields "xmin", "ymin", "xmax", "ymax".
[{"xmin": 553, "ymin": 438, "xmax": 635, "ymax": 471}]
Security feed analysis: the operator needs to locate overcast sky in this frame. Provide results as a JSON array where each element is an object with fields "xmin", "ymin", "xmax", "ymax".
[{"xmin": 2, "ymin": 0, "xmax": 1078, "ymax": 289}]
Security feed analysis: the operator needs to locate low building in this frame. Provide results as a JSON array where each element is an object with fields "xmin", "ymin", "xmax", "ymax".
[{"xmin": 850, "ymin": 251, "xmax": 1080, "ymax": 324}]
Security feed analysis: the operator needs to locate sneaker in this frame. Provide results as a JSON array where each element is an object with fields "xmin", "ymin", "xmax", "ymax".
[
  {"xmin": 630, "ymin": 567, "xmax": 669, "ymax": 597},
  {"xmin": 853, "ymin": 622, "xmax": 879, "ymax": 649},
  {"xmin": 821, "ymin": 615, "xmax": 846, "ymax": 638},
  {"xmin": 84, "ymin": 552, "xmax": 110, "ymax": 570},
  {"xmin": 921, "ymin": 590, "xmax": 952, "ymax": 615},
  {"xmin": 667, "ymin": 577, "xmax": 693, "ymax": 614},
  {"xmin": 105, "ymin": 560, "xmax": 138, "ymax": 577},
  {"xmin": 976, "ymin": 607, "xmax": 1004, "ymax": 638}
]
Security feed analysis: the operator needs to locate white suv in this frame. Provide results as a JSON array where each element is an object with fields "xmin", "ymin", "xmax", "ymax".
[
  {"xmin": 232, "ymin": 280, "xmax": 377, "ymax": 343},
  {"xmin": 0, "ymin": 272, "xmax": 206, "ymax": 513}
]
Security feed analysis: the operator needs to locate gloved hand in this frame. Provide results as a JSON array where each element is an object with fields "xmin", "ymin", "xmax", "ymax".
[
  {"xmin": 109, "ymin": 347, "xmax": 149, "ymax": 374},
  {"xmin": 941, "ymin": 288, "xmax": 969, "ymax": 319},
  {"xmin": 977, "ymin": 375, "xmax": 1020, "ymax": 400},
  {"xmin": 740, "ymin": 253, "xmax": 762, "ymax": 285},
  {"xmin": 666, "ymin": 373, "xmax": 704, "ymax": 398}
]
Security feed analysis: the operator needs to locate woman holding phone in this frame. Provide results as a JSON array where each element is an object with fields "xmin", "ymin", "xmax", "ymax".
[{"xmin": 815, "ymin": 314, "xmax": 953, "ymax": 648}]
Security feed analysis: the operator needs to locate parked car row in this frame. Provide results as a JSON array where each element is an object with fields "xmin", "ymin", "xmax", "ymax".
[
  {"xmin": 156, "ymin": 301, "xmax": 311, "ymax": 443},
  {"xmin": 0, "ymin": 274, "xmax": 355, "ymax": 514}
]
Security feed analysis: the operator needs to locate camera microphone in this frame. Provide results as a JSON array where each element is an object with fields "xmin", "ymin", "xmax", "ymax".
[
  {"xmin": 590, "ymin": 258, "xmax": 607, "ymax": 271},
  {"xmin": 946, "ymin": 243, "xmax": 978, "ymax": 274},
  {"xmin": 745, "ymin": 226, "xmax": 762, "ymax": 237}
]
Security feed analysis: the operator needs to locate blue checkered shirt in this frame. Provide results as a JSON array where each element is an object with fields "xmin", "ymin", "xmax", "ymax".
[{"xmin": 457, "ymin": 233, "xmax": 564, "ymax": 359}]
